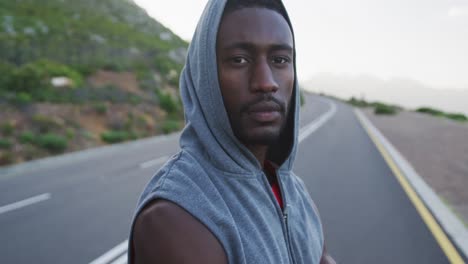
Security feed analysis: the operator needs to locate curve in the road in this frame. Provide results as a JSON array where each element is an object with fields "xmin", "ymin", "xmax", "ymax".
[{"xmin": 299, "ymin": 99, "xmax": 337, "ymax": 143}]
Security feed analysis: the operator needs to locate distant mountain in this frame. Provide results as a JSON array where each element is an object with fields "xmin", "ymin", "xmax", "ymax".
[
  {"xmin": 0, "ymin": 0, "xmax": 187, "ymax": 71},
  {"xmin": 304, "ymin": 73, "xmax": 468, "ymax": 115}
]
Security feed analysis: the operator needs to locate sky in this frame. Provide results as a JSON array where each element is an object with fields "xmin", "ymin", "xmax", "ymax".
[{"xmin": 133, "ymin": 0, "xmax": 468, "ymax": 90}]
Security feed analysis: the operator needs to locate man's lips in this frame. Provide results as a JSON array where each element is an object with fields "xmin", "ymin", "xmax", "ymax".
[
  {"xmin": 247, "ymin": 101, "xmax": 282, "ymax": 113},
  {"xmin": 246, "ymin": 102, "xmax": 282, "ymax": 122}
]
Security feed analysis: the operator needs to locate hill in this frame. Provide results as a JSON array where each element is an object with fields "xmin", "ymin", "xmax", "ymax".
[
  {"xmin": 0, "ymin": 0, "xmax": 187, "ymax": 70},
  {"xmin": 0, "ymin": 0, "xmax": 188, "ymax": 166}
]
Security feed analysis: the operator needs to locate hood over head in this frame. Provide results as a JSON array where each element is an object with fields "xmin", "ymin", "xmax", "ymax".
[{"xmin": 178, "ymin": 0, "xmax": 300, "ymax": 175}]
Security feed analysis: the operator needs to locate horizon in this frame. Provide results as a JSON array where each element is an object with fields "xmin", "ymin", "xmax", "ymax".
[{"xmin": 305, "ymin": 72, "xmax": 468, "ymax": 115}]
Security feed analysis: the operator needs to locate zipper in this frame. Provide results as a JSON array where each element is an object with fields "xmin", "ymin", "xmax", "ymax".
[
  {"xmin": 278, "ymin": 181, "xmax": 296, "ymax": 264},
  {"xmin": 260, "ymin": 171, "xmax": 296, "ymax": 264}
]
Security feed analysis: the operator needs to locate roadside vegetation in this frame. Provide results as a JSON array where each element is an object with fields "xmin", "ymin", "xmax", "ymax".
[
  {"xmin": 415, "ymin": 107, "xmax": 467, "ymax": 123},
  {"xmin": 0, "ymin": 0, "xmax": 187, "ymax": 166},
  {"xmin": 300, "ymin": 90, "xmax": 306, "ymax": 106},
  {"xmin": 347, "ymin": 97, "xmax": 401, "ymax": 115},
  {"xmin": 344, "ymin": 96, "xmax": 467, "ymax": 122}
]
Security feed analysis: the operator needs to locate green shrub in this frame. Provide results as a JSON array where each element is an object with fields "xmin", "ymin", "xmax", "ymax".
[
  {"xmin": 19, "ymin": 131, "xmax": 35, "ymax": 143},
  {"xmin": 0, "ymin": 138, "xmax": 13, "ymax": 149},
  {"xmin": 445, "ymin": 113, "xmax": 467, "ymax": 122},
  {"xmin": 82, "ymin": 130, "xmax": 94, "ymax": 140},
  {"xmin": 9, "ymin": 60, "xmax": 83, "ymax": 95},
  {"xmin": 416, "ymin": 107, "xmax": 467, "ymax": 122},
  {"xmin": 66, "ymin": 128, "xmax": 75, "ymax": 139},
  {"xmin": 9, "ymin": 62, "xmax": 48, "ymax": 93},
  {"xmin": 1, "ymin": 122, "xmax": 14, "ymax": 136},
  {"xmin": 14, "ymin": 92, "xmax": 33, "ymax": 105},
  {"xmin": 73, "ymin": 64, "xmax": 96, "ymax": 76},
  {"xmin": 101, "ymin": 130, "xmax": 129, "ymax": 143},
  {"xmin": 124, "ymin": 119, "xmax": 133, "ymax": 131},
  {"xmin": 129, "ymin": 95, "xmax": 142, "ymax": 105},
  {"xmin": 300, "ymin": 90, "xmax": 305, "ymax": 107},
  {"xmin": 128, "ymin": 131, "xmax": 138, "ymax": 140},
  {"xmin": 102, "ymin": 62, "xmax": 126, "ymax": 72},
  {"xmin": 136, "ymin": 115, "xmax": 148, "ymax": 127},
  {"xmin": 31, "ymin": 115, "xmax": 62, "ymax": 133},
  {"xmin": 374, "ymin": 103, "xmax": 397, "ymax": 115},
  {"xmin": 416, "ymin": 107, "xmax": 444, "ymax": 116},
  {"xmin": 33, "ymin": 59, "xmax": 83, "ymax": 87},
  {"xmin": 0, "ymin": 151, "xmax": 14, "ymax": 166},
  {"xmin": 156, "ymin": 90, "xmax": 180, "ymax": 114},
  {"xmin": 348, "ymin": 97, "xmax": 371, "ymax": 108},
  {"xmin": 154, "ymin": 54, "xmax": 181, "ymax": 75},
  {"xmin": 93, "ymin": 102, "xmax": 107, "ymax": 114},
  {"xmin": 35, "ymin": 133, "xmax": 68, "ymax": 153},
  {"xmin": 137, "ymin": 69, "xmax": 158, "ymax": 91},
  {"xmin": 33, "ymin": 89, "xmax": 56, "ymax": 102},
  {"xmin": 161, "ymin": 119, "xmax": 181, "ymax": 134},
  {"xmin": 0, "ymin": 61, "xmax": 15, "ymax": 91}
]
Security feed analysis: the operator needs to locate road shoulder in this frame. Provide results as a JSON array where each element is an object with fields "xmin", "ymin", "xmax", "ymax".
[{"xmin": 355, "ymin": 109, "xmax": 468, "ymax": 262}]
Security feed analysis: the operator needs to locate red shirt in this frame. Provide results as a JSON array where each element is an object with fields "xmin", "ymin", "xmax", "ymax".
[{"xmin": 264, "ymin": 160, "xmax": 284, "ymax": 209}]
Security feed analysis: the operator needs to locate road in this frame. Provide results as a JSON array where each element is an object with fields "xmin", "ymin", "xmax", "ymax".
[{"xmin": 0, "ymin": 94, "xmax": 453, "ymax": 263}]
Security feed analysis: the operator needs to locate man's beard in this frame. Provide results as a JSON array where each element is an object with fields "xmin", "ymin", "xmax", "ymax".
[
  {"xmin": 232, "ymin": 94, "xmax": 288, "ymax": 146},
  {"xmin": 238, "ymin": 126, "xmax": 284, "ymax": 146}
]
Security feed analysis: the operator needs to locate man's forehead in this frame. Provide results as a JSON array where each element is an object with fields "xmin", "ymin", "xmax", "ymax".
[
  {"xmin": 217, "ymin": 7, "xmax": 293, "ymax": 49},
  {"xmin": 222, "ymin": 42, "xmax": 293, "ymax": 54}
]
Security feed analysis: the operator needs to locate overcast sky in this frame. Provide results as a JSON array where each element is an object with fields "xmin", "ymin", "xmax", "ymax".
[{"xmin": 134, "ymin": 0, "xmax": 468, "ymax": 90}]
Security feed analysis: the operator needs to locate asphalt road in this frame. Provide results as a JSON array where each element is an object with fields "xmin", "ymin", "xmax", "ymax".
[
  {"xmin": 0, "ymin": 94, "xmax": 450, "ymax": 263},
  {"xmin": 294, "ymin": 98, "xmax": 449, "ymax": 263}
]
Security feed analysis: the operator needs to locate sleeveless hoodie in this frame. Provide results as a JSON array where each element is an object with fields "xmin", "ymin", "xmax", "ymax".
[{"xmin": 128, "ymin": 0, "xmax": 324, "ymax": 263}]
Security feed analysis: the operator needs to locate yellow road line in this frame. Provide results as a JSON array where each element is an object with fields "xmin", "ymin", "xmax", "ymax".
[{"xmin": 355, "ymin": 110, "xmax": 465, "ymax": 264}]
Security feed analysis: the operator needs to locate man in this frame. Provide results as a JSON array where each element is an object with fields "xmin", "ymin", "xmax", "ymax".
[{"xmin": 129, "ymin": 0, "xmax": 335, "ymax": 263}]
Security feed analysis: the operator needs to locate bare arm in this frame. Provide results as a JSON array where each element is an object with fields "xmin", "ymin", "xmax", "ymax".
[
  {"xmin": 132, "ymin": 199, "xmax": 228, "ymax": 264},
  {"xmin": 320, "ymin": 244, "xmax": 336, "ymax": 264}
]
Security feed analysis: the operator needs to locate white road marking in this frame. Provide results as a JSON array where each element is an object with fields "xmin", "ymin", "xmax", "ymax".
[
  {"xmin": 89, "ymin": 240, "xmax": 128, "ymax": 264},
  {"xmin": 109, "ymin": 253, "xmax": 127, "ymax": 264},
  {"xmin": 299, "ymin": 100, "xmax": 337, "ymax": 143},
  {"xmin": 0, "ymin": 193, "xmax": 51, "ymax": 215},
  {"xmin": 96, "ymin": 98, "xmax": 337, "ymax": 263},
  {"xmin": 139, "ymin": 156, "xmax": 169, "ymax": 169}
]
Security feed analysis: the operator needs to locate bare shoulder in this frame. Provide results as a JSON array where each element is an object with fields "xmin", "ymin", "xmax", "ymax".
[
  {"xmin": 320, "ymin": 244, "xmax": 336, "ymax": 264},
  {"xmin": 132, "ymin": 199, "xmax": 227, "ymax": 264}
]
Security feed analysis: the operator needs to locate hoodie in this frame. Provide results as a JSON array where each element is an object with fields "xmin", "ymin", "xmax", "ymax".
[{"xmin": 128, "ymin": 0, "xmax": 324, "ymax": 263}]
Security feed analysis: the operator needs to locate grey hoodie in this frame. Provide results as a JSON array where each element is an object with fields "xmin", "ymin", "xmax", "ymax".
[{"xmin": 129, "ymin": 0, "xmax": 324, "ymax": 263}]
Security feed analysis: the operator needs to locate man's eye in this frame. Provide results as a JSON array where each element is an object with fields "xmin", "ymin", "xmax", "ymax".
[
  {"xmin": 272, "ymin": 57, "xmax": 290, "ymax": 64},
  {"xmin": 232, "ymin": 57, "xmax": 248, "ymax": 64}
]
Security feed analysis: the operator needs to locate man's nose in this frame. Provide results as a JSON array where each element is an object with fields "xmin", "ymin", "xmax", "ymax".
[{"xmin": 250, "ymin": 60, "xmax": 279, "ymax": 93}]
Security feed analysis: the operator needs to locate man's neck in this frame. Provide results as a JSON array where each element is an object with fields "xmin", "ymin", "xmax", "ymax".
[{"xmin": 245, "ymin": 144, "xmax": 269, "ymax": 167}]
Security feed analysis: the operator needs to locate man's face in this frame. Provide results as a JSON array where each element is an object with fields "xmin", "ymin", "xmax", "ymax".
[{"xmin": 216, "ymin": 7, "xmax": 294, "ymax": 147}]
